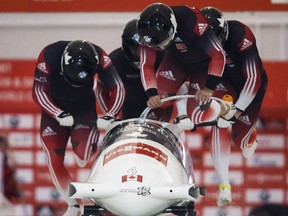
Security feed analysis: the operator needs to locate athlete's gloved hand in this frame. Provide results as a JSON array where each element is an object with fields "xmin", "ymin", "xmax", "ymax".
[
  {"xmin": 217, "ymin": 104, "xmax": 237, "ymax": 128},
  {"xmin": 56, "ymin": 111, "xmax": 74, "ymax": 127},
  {"xmin": 97, "ymin": 116, "xmax": 114, "ymax": 130},
  {"xmin": 217, "ymin": 115, "xmax": 236, "ymax": 128},
  {"xmin": 174, "ymin": 115, "xmax": 195, "ymax": 131}
]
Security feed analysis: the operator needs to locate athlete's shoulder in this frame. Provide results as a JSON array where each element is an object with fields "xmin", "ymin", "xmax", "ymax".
[
  {"xmin": 44, "ymin": 40, "xmax": 69, "ymax": 51},
  {"xmin": 172, "ymin": 5, "xmax": 208, "ymax": 36},
  {"xmin": 109, "ymin": 47, "xmax": 123, "ymax": 59},
  {"xmin": 109, "ymin": 47, "xmax": 127, "ymax": 68},
  {"xmin": 227, "ymin": 20, "xmax": 256, "ymax": 52}
]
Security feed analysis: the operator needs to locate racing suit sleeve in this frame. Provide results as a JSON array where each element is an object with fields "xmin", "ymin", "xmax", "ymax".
[
  {"xmin": 139, "ymin": 44, "xmax": 158, "ymax": 97},
  {"xmin": 191, "ymin": 8, "xmax": 226, "ymax": 90},
  {"xmin": 234, "ymin": 27, "xmax": 263, "ymax": 112},
  {"xmin": 95, "ymin": 50, "xmax": 125, "ymax": 118},
  {"xmin": 32, "ymin": 48, "xmax": 63, "ymax": 118}
]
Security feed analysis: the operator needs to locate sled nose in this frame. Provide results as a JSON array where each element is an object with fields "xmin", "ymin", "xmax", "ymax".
[{"xmin": 69, "ymin": 184, "xmax": 77, "ymax": 197}]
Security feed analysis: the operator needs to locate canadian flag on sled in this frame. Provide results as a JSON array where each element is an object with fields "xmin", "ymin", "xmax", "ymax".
[{"xmin": 122, "ymin": 174, "xmax": 143, "ymax": 183}]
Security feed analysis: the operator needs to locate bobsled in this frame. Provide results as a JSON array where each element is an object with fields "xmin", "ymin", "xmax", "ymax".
[{"xmin": 69, "ymin": 95, "xmax": 227, "ymax": 216}]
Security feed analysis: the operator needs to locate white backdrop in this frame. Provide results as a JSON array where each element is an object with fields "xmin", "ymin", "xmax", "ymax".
[{"xmin": 0, "ymin": 12, "xmax": 287, "ymax": 60}]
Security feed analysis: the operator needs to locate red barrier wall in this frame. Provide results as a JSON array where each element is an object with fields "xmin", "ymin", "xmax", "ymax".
[{"xmin": 1, "ymin": 0, "xmax": 288, "ymax": 12}]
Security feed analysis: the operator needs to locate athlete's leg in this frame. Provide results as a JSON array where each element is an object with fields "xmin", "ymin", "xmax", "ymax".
[
  {"xmin": 154, "ymin": 52, "xmax": 189, "ymax": 122},
  {"xmin": 232, "ymin": 83, "xmax": 266, "ymax": 158},
  {"xmin": 71, "ymin": 107, "xmax": 99, "ymax": 167},
  {"xmin": 40, "ymin": 112, "xmax": 80, "ymax": 213},
  {"xmin": 209, "ymin": 126, "xmax": 232, "ymax": 207}
]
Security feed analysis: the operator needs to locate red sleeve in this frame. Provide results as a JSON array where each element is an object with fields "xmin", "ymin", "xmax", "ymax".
[
  {"xmin": 235, "ymin": 26, "xmax": 262, "ymax": 111},
  {"xmin": 139, "ymin": 44, "xmax": 158, "ymax": 96},
  {"xmin": 32, "ymin": 48, "xmax": 63, "ymax": 118},
  {"xmin": 96, "ymin": 51, "xmax": 125, "ymax": 118},
  {"xmin": 190, "ymin": 7, "xmax": 226, "ymax": 90}
]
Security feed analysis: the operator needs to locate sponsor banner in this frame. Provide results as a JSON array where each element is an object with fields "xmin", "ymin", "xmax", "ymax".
[
  {"xmin": 36, "ymin": 151, "xmax": 48, "ymax": 166},
  {"xmin": 229, "ymin": 152, "xmax": 244, "ymax": 167},
  {"xmin": 202, "ymin": 206, "xmax": 243, "ymax": 216},
  {"xmin": 35, "ymin": 170, "xmax": 53, "ymax": 183},
  {"xmin": 8, "ymin": 132, "xmax": 34, "ymax": 148},
  {"xmin": 0, "ymin": 114, "xmax": 34, "ymax": 129},
  {"xmin": 203, "ymin": 152, "xmax": 213, "ymax": 167},
  {"xmin": 246, "ymin": 153, "xmax": 285, "ymax": 168},
  {"xmin": 0, "ymin": 60, "xmax": 39, "ymax": 112},
  {"xmin": 186, "ymin": 132, "xmax": 202, "ymax": 149},
  {"xmin": 14, "ymin": 205, "xmax": 34, "ymax": 216},
  {"xmin": 35, "ymin": 187, "xmax": 64, "ymax": 202},
  {"xmin": 13, "ymin": 150, "xmax": 34, "ymax": 165},
  {"xmin": 245, "ymin": 188, "xmax": 285, "ymax": 203},
  {"xmin": 203, "ymin": 152, "xmax": 243, "ymax": 167},
  {"xmin": 190, "ymin": 151, "xmax": 204, "ymax": 168},
  {"xmin": 203, "ymin": 170, "xmax": 244, "ymax": 186},
  {"xmin": 246, "ymin": 169, "xmax": 286, "ymax": 187},
  {"xmin": 257, "ymin": 134, "xmax": 285, "ymax": 149},
  {"xmin": 16, "ymin": 168, "xmax": 34, "ymax": 184},
  {"xmin": 203, "ymin": 170, "xmax": 221, "ymax": 186}
]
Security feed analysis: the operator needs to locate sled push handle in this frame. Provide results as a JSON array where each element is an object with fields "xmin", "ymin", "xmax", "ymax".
[{"xmin": 138, "ymin": 94, "xmax": 228, "ymax": 126}]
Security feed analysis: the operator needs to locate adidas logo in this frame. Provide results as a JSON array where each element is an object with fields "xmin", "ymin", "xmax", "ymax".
[
  {"xmin": 74, "ymin": 124, "xmax": 89, "ymax": 130},
  {"xmin": 42, "ymin": 126, "xmax": 57, "ymax": 136},
  {"xmin": 158, "ymin": 70, "xmax": 175, "ymax": 81},
  {"xmin": 238, "ymin": 115, "xmax": 251, "ymax": 125},
  {"xmin": 241, "ymin": 38, "xmax": 252, "ymax": 51},
  {"xmin": 198, "ymin": 23, "xmax": 208, "ymax": 35},
  {"xmin": 103, "ymin": 56, "xmax": 111, "ymax": 68},
  {"xmin": 147, "ymin": 111, "xmax": 157, "ymax": 120},
  {"xmin": 215, "ymin": 83, "xmax": 228, "ymax": 92},
  {"xmin": 37, "ymin": 62, "xmax": 48, "ymax": 74},
  {"xmin": 189, "ymin": 83, "xmax": 200, "ymax": 90},
  {"xmin": 174, "ymin": 37, "xmax": 183, "ymax": 42}
]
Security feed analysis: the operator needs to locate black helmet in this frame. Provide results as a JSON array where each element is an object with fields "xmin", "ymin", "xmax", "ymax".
[
  {"xmin": 200, "ymin": 7, "xmax": 229, "ymax": 46},
  {"xmin": 122, "ymin": 19, "xmax": 140, "ymax": 68},
  {"xmin": 137, "ymin": 3, "xmax": 177, "ymax": 50},
  {"xmin": 62, "ymin": 40, "xmax": 99, "ymax": 87}
]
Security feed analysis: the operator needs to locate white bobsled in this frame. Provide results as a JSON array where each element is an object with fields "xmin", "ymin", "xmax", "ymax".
[{"xmin": 69, "ymin": 95, "xmax": 226, "ymax": 216}]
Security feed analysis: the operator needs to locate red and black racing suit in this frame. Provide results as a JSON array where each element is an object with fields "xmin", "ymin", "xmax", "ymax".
[
  {"xmin": 139, "ymin": 5, "xmax": 226, "ymax": 124},
  {"xmin": 32, "ymin": 41, "xmax": 125, "ymax": 199},
  {"xmin": 211, "ymin": 20, "xmax": 268, "ymax": 149}
]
